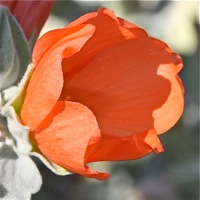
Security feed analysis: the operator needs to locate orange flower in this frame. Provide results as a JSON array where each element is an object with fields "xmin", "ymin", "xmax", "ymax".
[
  {"xmin": 0, "ymin": 0, "xmax": 55, "ymax": 39},
  {"xmin": 20, "ymin": 8, "xmax": 184, "ymax": 180}
]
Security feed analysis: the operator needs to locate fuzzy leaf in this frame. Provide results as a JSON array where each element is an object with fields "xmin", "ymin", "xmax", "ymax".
[
  {"xmin": 0, "ymin": 64, "xmax": 71, "ymax": 176},
  {"xmin": 0, "ymin": 6, "xmax": 30, "ymax": 90},
  {"xmin": 0, "ymin": 144, "xmax": 42, "ymax": 200}
]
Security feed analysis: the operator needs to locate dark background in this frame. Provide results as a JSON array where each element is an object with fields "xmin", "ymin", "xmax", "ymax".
[{"xmin": 33, "ymin": 1, "xmax": 199, "ymax": 200}]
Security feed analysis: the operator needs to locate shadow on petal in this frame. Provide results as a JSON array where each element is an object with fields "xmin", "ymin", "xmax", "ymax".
[{"xmin": 61, "ymin": 38, "xmax": 183, "ymax": 162}]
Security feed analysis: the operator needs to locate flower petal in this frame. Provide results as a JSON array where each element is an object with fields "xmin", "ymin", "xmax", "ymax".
[
  {"xmin": 61, "ymin": 38, "xmax": 183, "ymax": 161},
  {"xmin": 21, "ymin": 24, "xmax": 95, "ymax": 131},
  {"xmin": 62, "ymin": 38, "xmax": 183, "ymax": 135},
  {"xmin": 31, "ymin": 101, "xmax": 109, "ymax": 180},
  {"xmin": 32, "ymin": 24, "xmax": 94, "ymax": 66},
  {"xmin": 151, "ymin": 38, "xmax": 184, "ymax": 134},
  {"xmin": 67, "ymin": 8, "xmax": 121, "ymax": 28},
  {"xmin": 61, "ymin": 8, "xmax": 147, "ymax": 82},
  {"xmin": 86, "ymin": 129, "xmax": 164, "ymax": 162}
]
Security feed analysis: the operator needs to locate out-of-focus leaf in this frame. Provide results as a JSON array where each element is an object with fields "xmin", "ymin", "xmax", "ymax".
[
  {"xmin": 0, "ymin": 6, "xmax": 30, "ymax": 90},
  {"xmin": 0, "ymin": 0, "xmax": 55, "ymax": 40}
]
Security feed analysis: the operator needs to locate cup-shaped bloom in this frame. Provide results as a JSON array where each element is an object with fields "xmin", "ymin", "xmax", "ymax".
[
  {"xmin": 0, "ymin": 0, "xmax": 55, "ymax": 39},
  {"xmin": 20, "ymin": 8, "xmax": 184, "ymax": 180}
]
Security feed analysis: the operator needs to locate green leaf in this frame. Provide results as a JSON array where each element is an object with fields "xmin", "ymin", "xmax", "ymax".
[{"xmin": 0, "ymin": 6, "xmax": 31, "ymax": 90}]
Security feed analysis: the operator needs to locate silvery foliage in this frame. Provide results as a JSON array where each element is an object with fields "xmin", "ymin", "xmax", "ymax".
[
  {"xmin": 0, "ymin": 6, "xmax": 71, "ymax": 200},
  {"xmin": 0, "ymin": 6, "xmax": 42, "ymax": 198},
  {"xmin": 0, "ymin": 72, "xmax": 42, "ymax": 200},
  {"xmin": 0, "ymin": 6, "xmax": 30, "ymax": 90}
]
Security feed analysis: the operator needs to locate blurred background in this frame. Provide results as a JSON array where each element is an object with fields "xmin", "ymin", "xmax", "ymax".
[{"xmin": 33, "ymin": 1, "xmax": 199, "ymax": 200}]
